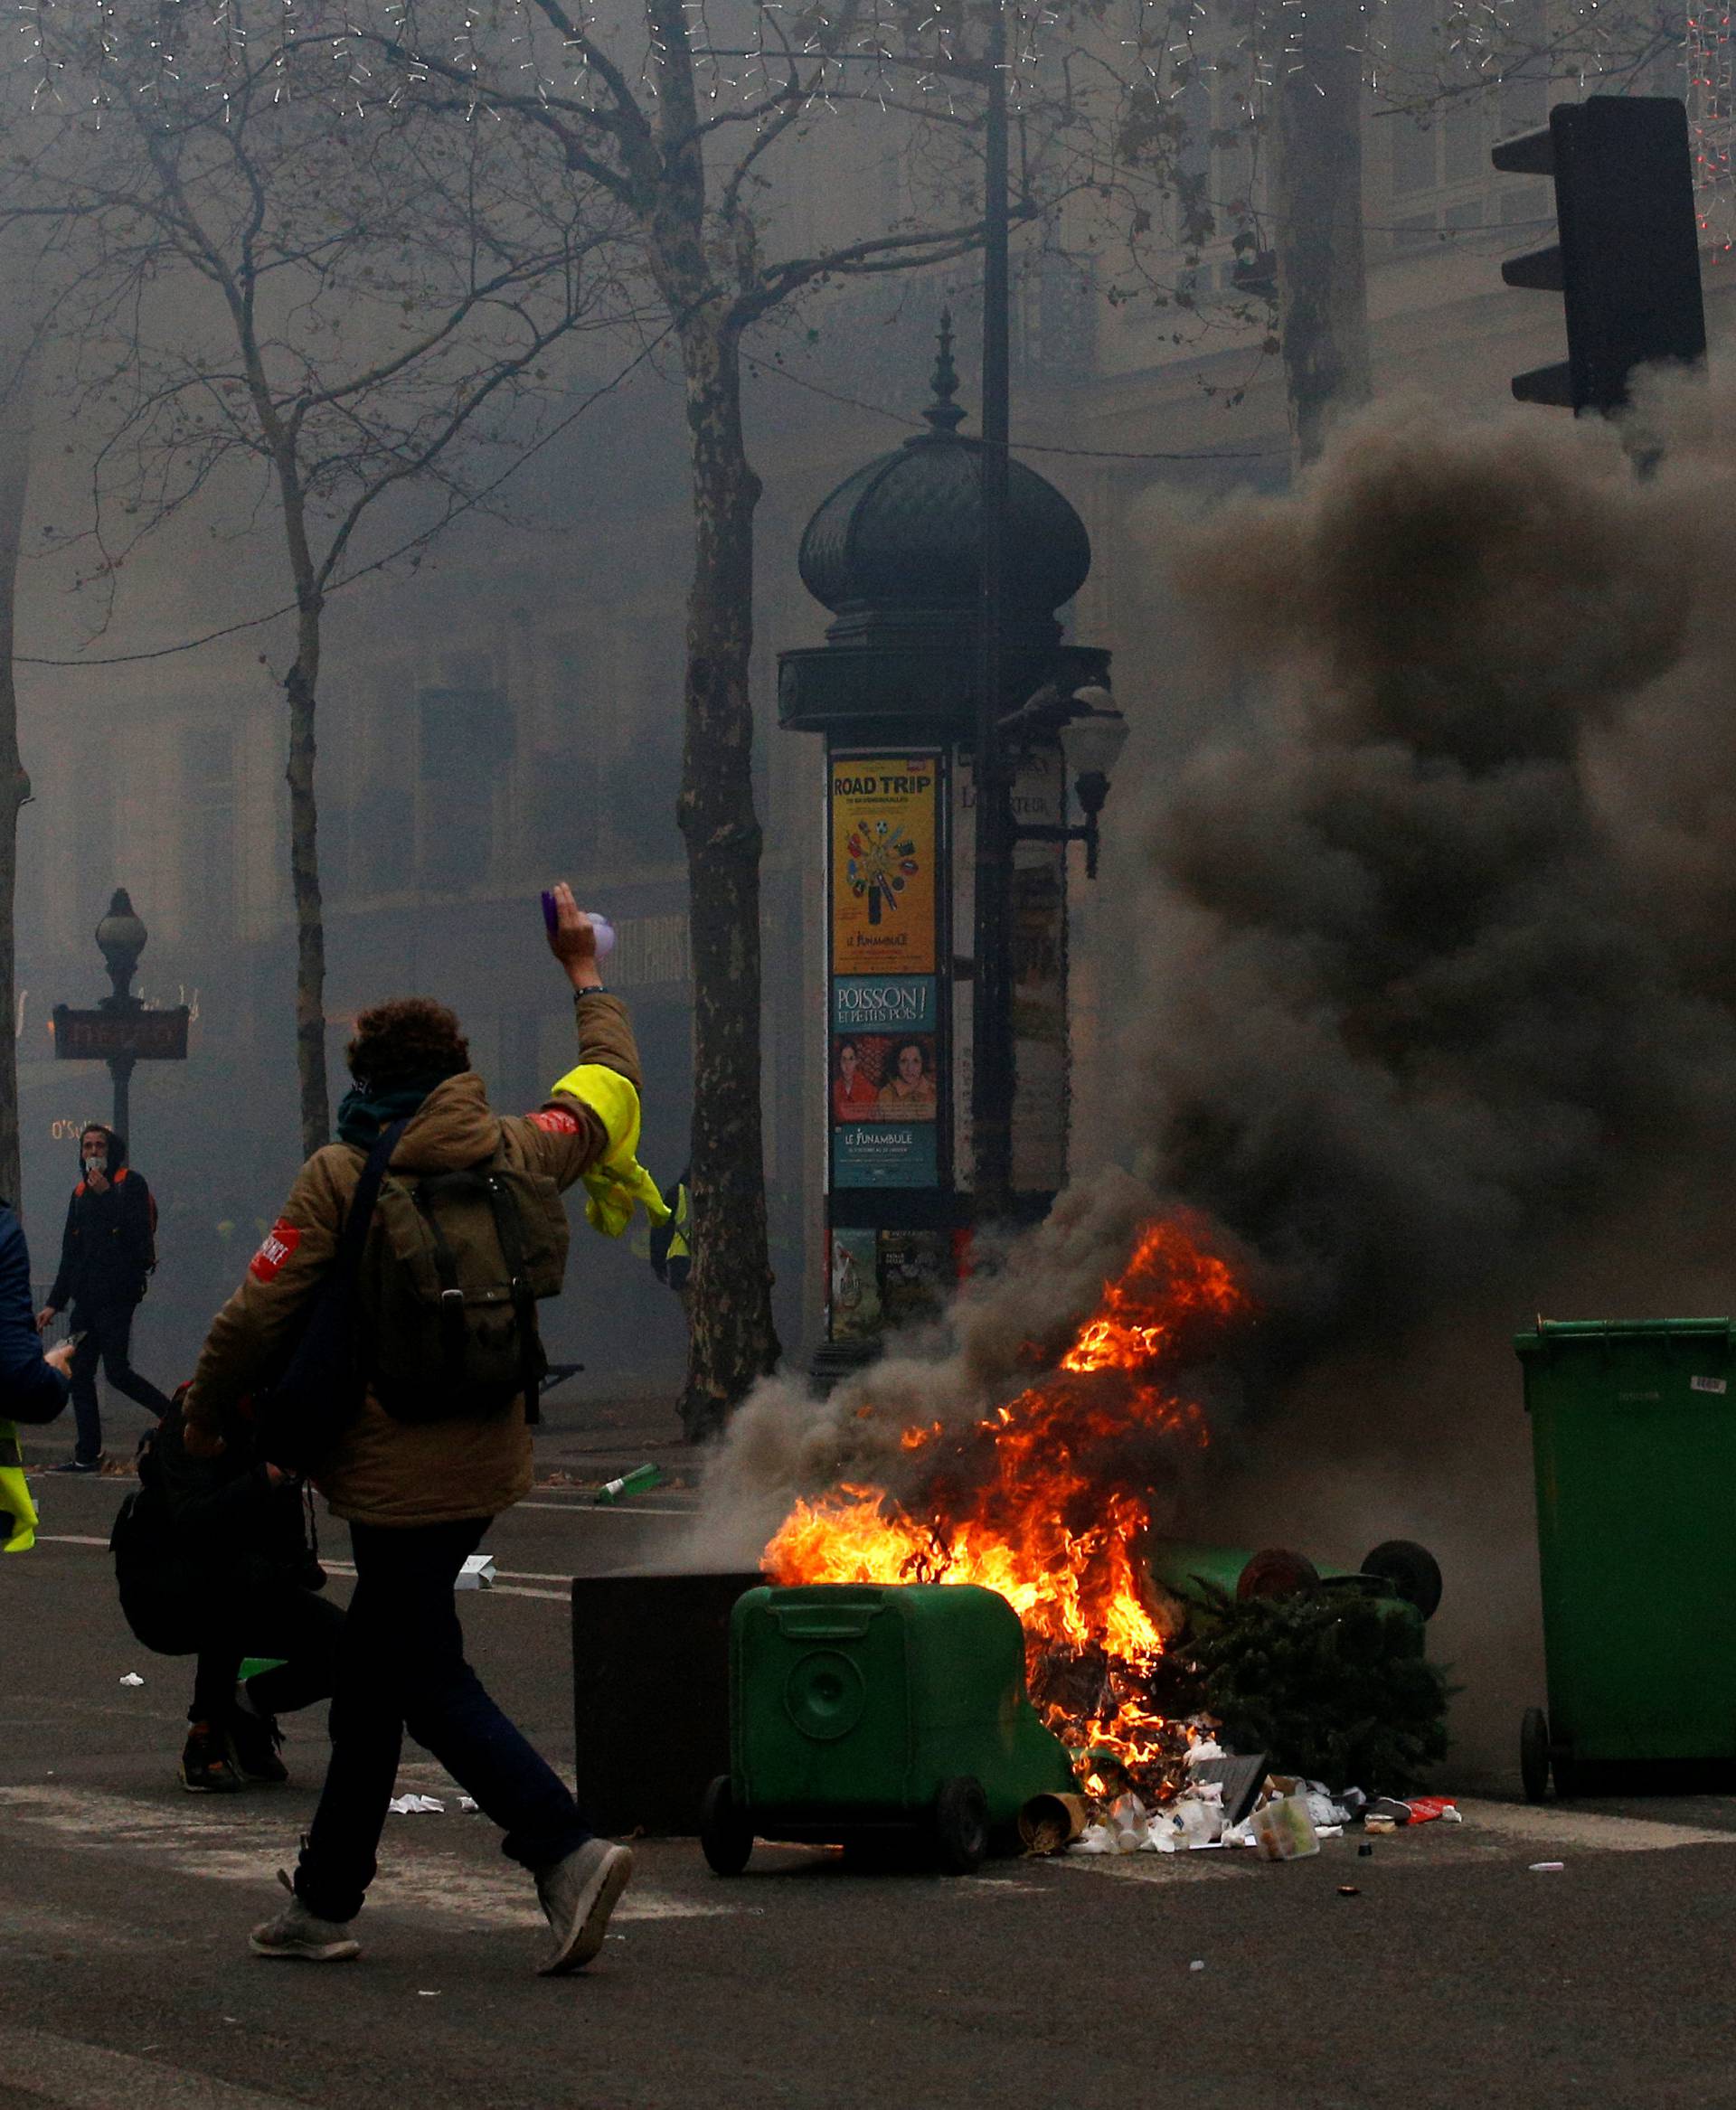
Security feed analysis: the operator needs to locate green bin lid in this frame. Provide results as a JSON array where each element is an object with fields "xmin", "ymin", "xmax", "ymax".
[{"xmin": 1514, "ymin": 1316, "xmax": 1735, "ymax": 1356}]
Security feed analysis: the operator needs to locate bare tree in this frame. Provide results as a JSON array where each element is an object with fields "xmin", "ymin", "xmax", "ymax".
[
  {"xmin": 354, "ymin": 0, "xmax": 1179, "ymax": 1434},
  {"xmin": 7, "ymin": 10, "xmax": 638, "ymax": 1153}
]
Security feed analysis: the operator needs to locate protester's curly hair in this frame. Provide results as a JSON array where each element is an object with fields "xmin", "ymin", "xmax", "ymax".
[{"xmin": 345, "ymin": 998, "xmax": 470, "ymax": 1091}]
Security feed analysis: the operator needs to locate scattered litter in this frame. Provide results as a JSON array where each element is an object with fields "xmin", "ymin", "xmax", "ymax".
[
  {"xmin": 1402, "ymin": 1796, "xmax": 1460, "ymax": 1824},
  {"xmin": 595, "ymin": 1464, "xmax": 662, "ymax": 1506},
  {"xmin": 1303, "ymin": 1786, "xmax": 1354, "ymax": 1830},
  {"xmin": 455, "ymin": 1554, "xmax": 495, "ymax": 1592},
  {"xmin": 1336, "ymin": 1885, "xmax": 1361, "ymax": 1897},
  {"xmin": 1017, "ymin": 1792, "xmax": 1089, "ymax": 1854},
  {"xmin": 1529, "ymin": 1860, "xmax": 1565, "ymax": 1872},
  {"xmin": 388, "ymin": 1794, "xmax": 446, "ymax": 1815},
  {"xmin": 1253, "ymin": 1794, "xmax": 1320, "ymax": 1862},
  {"xmin": 1189, "ymin": 1960, "xmax": 1206, "ymax": 1973},
  {"xmin": 417, "ymin": 1991, "xmax": 440, "ymax": 1998},
  {"xmin": 1357, "ymin": 1842, "xmax": 1374, "ymax": 1859},
  {"xmin": 458, "ymin": 1795, "xmax": 479, "ymax": 1813},
  {"xmin": 118, "ymin": 1672, "xmax": 144, "ymax": 1687},
  {"xmin": 1364, "ymin": 1815, "xmax": 1397, "ymax": 1834}
]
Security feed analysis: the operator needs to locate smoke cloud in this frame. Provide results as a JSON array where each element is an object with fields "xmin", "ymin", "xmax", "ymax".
[{"xmin": 689, "ymin": 374, "xmax": 1736, "ymax": 1644}]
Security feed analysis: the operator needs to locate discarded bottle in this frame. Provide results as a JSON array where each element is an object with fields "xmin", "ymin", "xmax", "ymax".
[{"xmin": 595, "ymin": 1463, "xmax": 661, "ymax": 1505}]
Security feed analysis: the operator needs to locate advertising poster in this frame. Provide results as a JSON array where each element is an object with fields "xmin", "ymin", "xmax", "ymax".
[
  {"xmin": 877, "ymin": 1229, "xmax": 953, "ymax": 1329},
  {"xmin": 831, "ymin": 756, "xmax": 939, "ymax": 976},
  {"xmin": 829, "ymin": 1228, "xmax": 882, "ymax": 1342}
]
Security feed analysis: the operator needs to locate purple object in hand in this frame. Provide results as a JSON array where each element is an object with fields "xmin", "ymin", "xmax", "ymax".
[{"xmin": 541, "ymin": 890, "xmax": 559, "ymax": 936}]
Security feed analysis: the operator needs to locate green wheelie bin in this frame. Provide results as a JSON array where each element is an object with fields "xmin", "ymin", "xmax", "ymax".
[
  {"xmin": 700, "ymin": 1582, "xmax": 1077, "ymax": 1876},
  {"xmin": 1514, "ymin": 1317, "xmax": 1736, "ymax": 1798}
]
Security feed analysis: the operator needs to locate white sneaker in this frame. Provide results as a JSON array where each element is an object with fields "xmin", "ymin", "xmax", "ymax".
[
  {"xmin": 249, "ymin": 1871, "xmax": 362, "ymax": 1962},
  {"xmin": 533, "ymin": 1839, "xmax": 634, "ymax": 1975}
]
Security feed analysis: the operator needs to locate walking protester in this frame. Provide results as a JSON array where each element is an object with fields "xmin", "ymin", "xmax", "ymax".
[
  {"xmin": 0, "ymin": 1199, "xmax": 76, "ymax": 1554},
  {"xmin": 110, "ymin": 1389, "xmax": 344, "ymax": 1793},
  {"xmin": 37, "ymin": 1124, "xmax": 174, "ymax": 1473},
  {"xmin": 181, "ymin": 883, "xmax": 662, "ymax": 1973}
]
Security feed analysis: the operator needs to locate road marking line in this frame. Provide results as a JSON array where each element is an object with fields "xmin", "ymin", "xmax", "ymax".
[
  {"xmin": 34, "ymin": 1534, "xmax": 111, "ymax": 1549},
  {"xmin": 0, "ymin": 1783, "xmax": 740, "ymax": 1925},
  {"xmin": 0, "ymin": 2022, "xmax": 311, "ymax": 2110},
  {"xmin": 1451, "ymin": 1796, "xmax": 1736, "ymax": 1851},
  {"xmin": 519, "ymin": 1501, "xmax": 695, "ymax": 1516}
]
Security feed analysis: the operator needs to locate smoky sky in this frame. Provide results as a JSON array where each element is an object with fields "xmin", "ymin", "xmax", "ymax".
[{"xmin": 1145, "ymin": 381, "xmax": 1736, "ymax": 1355}]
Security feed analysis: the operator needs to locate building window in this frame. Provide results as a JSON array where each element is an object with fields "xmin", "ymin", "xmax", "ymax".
[
  {"xmin": 417, "ymin": 686, "xmax": 512, "ymax": 891},
  {"xmin": 184, "ymin": 724, "xmax": 236, "ymax": 942}
]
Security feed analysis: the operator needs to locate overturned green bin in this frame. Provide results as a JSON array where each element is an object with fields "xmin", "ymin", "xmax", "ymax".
[
  {"xmin": 1515, "ymin": 1317, "xmax": 1736, "ymax": 1797},
  {"xmin": 700, "ymin": 1583, "xmax": 1077, "ymax": 1876}
]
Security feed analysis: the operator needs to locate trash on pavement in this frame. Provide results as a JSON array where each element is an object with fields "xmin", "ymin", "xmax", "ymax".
[
  {"xmin": 595, "ymin": 1464, "xmax": 662, "ymax": 1505},
  {"xmin": 458, "ymin": 1794, "xmax": 479, "ymax": 1813},
  {"xmin": 1017, "ymin": 1792, "xmax": 1090, "ymax": 1854},
  {"xmin": 1529, "ymin": 1860, "xmax": 1565, "ymax": 1872},
  {"xmin": 388, "ymin": 1794, "xmax": 446, "ymax": 1814},
  {"xmin": 118, "ymin": 1672, "xmax": 144, "ymax": 1687},
  {"xmin": 455, "ymin": 1553, "xmax": 495, "ymax": 1591},
  {"xmin": 1253, "ymin": 1794, "xmax": 1320, "ymax": 1861},
  {"xmin": 1401, "ymin": 1795, "xmax": 1460, "ymax": 1823}
]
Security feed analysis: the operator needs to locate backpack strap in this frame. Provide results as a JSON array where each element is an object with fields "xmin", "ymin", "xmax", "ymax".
[
  {"xmin": 340, "ymin": 1120, "xmax": 409, "ymax": 1283},
  {"xmin": 480, "ymin": 1167, "xmax": 544, "ymax": 1426},
  {"xmin": 407, "ymin": 1171, "xmax": 480, "ymax": 1371}
]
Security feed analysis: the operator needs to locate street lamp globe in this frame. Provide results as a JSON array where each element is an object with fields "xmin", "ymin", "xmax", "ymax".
[
  {"xmin": 1058, "ymin": 692, "xmax": 1129, "ymax": 792},
  {"xmin": 95, "ymin": 887, "xmax": 147, "ymax": 1004}
]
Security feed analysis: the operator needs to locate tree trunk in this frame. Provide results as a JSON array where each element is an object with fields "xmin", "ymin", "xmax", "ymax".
[
  {"xmin": 0, "ymin": 359, "xmax": 30, "ymax": 1216},
  {"xmin": 674, "ymin": 308, "xmax": 781, "ymax": 1436},
  {"xmin": 1272, "ymin": 0, "xmax": 1373, "ymax": 469},
  {"xmin": 285, "ymin": 612, "xmax": 330, "ymax": 1156}
]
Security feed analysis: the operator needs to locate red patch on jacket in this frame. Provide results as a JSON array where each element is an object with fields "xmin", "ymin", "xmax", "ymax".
[
  {"xmin": 250, "ymin": 1220, "xmax": 300, "ymax": 1282},
  {"xmin": 530, "ymin": 1107, "xmax": 581, "ymax": 1136}
]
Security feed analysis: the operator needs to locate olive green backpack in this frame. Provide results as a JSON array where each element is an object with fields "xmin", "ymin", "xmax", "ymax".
[{"xmin": 363, "ymin": 1142, "xmax": 570, "ymax": 1423}]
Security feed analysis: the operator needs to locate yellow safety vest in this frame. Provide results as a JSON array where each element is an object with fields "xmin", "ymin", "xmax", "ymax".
[
  {"xmin": 0, "ymin": 1418, "xmax": 38, "ymax": 1554},
  {"xmin": 549, "ymin": 1064, "xmax": 674, "ymax": 1240}
]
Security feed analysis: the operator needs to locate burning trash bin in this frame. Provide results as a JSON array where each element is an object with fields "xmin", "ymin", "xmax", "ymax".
[
  {"xmin": 1146, "ymin": 1537, "xmax": 1444, "ymax": 1625},
  {"xmin": 701, "ymin": 1582, "xmax": 1077, "ymax": 1877},
  {"xmin": 1515, "ymin": 1317, "xmax": 1736, "ymax": 1796}
]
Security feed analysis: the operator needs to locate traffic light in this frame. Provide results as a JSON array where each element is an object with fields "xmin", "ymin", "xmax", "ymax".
[{"xmin": 1492, "ymin": 95, "xmax": 1706, "ymax": 413}]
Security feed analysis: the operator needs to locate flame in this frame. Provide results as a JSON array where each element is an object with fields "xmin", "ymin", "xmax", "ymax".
[{"xmin": 764, "ymin": 1220, "xmax": 1250, "ymax": 1790}]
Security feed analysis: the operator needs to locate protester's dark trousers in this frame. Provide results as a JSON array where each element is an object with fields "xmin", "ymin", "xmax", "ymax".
[
  {"xmin": 186, "ymin": 1586, "xmax": 344, "ymax": 1725},
  {"xmin": 295, "ymin": 1516, "xmax": 592, "ymax": 1924},
  {"xmin": 68, "ymin": 1301, "xmax": 174, "ymax": 1462}
]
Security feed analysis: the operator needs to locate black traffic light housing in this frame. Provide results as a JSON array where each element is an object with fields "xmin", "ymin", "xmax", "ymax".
[{"xmin": 1493, "ymin": 95, "xmax": 1706, "ymax": 413}]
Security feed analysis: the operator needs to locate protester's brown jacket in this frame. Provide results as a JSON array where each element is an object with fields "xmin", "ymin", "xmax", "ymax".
[{"xmin": 182, "ymin": 992, "xmax": 641, "ymax": 1527}]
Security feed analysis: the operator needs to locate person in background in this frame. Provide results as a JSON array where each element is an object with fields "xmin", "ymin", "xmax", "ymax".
[
  {"xmin": 37, "ymin": 1123, "xmax": 174, "ymax": 1473},
  {"xmin": 0, "ymin": 1198, "xmax": 75, "ymax": 1553}
]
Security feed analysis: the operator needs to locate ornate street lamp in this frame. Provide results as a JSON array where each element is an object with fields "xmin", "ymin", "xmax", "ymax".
[{"xmin": 52, "ymin": 889, "xmax": 188, "ymax": 1138}]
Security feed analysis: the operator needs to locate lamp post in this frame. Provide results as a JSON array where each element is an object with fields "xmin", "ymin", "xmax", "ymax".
[
  {"xmin": 93, "ymin": 888, "xmax": 146, "ymax": 1135},
  {"xmin": 973, "ymin": 0, "xmax": 1014, "ymax": 1218}
]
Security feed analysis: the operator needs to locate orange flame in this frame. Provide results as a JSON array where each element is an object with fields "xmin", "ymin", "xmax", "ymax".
[{"xmin": 764, "ymin": 1220, "xmax": 1250, "ymax": 1786}]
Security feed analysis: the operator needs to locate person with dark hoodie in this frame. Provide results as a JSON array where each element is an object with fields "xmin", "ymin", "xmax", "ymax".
[
  {"xmin": 37, "ymin": 1122, "xmax": 175, "ymax": 1472},
  {"xmin": 182, "ymin": 883, "xmax": 654, "ymax": 1973},
  {"xmin": 112, "ymin": 1391, "xmax": 344, "ymax": 1792}
]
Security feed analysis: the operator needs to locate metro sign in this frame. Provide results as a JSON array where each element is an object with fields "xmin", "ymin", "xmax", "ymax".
[{"xmin": 52, "ymin": 1005, "xmax": 190, "ymax": 1062}]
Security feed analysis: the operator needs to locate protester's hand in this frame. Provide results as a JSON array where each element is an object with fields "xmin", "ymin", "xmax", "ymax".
[
  {"xmin": 84, "ymin": 1168, "xmax": 108, "ymax": 1196},
  {"xmin": 44, "ymin": 1340, "xmax": 74, "ymax": 1377},
  {"xmin": 545, "ymin": 881, "xmax": 602, "ymax": 991},
  {"xmin": 34, "ymin": 1305, "xmax": 54, "ymax": 1333}
]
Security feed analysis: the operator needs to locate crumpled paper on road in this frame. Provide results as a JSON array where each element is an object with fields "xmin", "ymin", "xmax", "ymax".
[{"xmin": 388, "ymin": 1794, "xmax": 446, "ymax": 1814}]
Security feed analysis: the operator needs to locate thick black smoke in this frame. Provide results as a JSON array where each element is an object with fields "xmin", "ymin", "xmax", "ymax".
[{"xmin": 1146, "ymin": 385, "xmax": 1736, "ymax": 1356}]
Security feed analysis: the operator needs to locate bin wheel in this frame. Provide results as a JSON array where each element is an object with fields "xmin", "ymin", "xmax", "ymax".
[
  {"xmin": 700, "ymin": 1774, "xmax": 753, "ymax": 1877},
  {"xmin": 932, "ymin": 1776, "xmax": 989, "ymax": 1875},
  {"xmin": 1521, "ymin": 1708, "xmax": 1551, "ymax": 1803},
  {"xmin": 1362, "ymin": 1540, "xmax": 1444, "ymax": 1622}
]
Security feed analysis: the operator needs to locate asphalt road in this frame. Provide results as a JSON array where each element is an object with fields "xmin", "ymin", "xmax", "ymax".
[{"xmin": 8, "ymin": 1454, "xmax": 1736, "ymax": 2109}]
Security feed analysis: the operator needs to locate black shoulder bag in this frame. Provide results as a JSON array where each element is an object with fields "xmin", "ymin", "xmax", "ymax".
[{"xmin": 256, "ymin": 1119, "xmax": 407, "ymax": 1477}]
